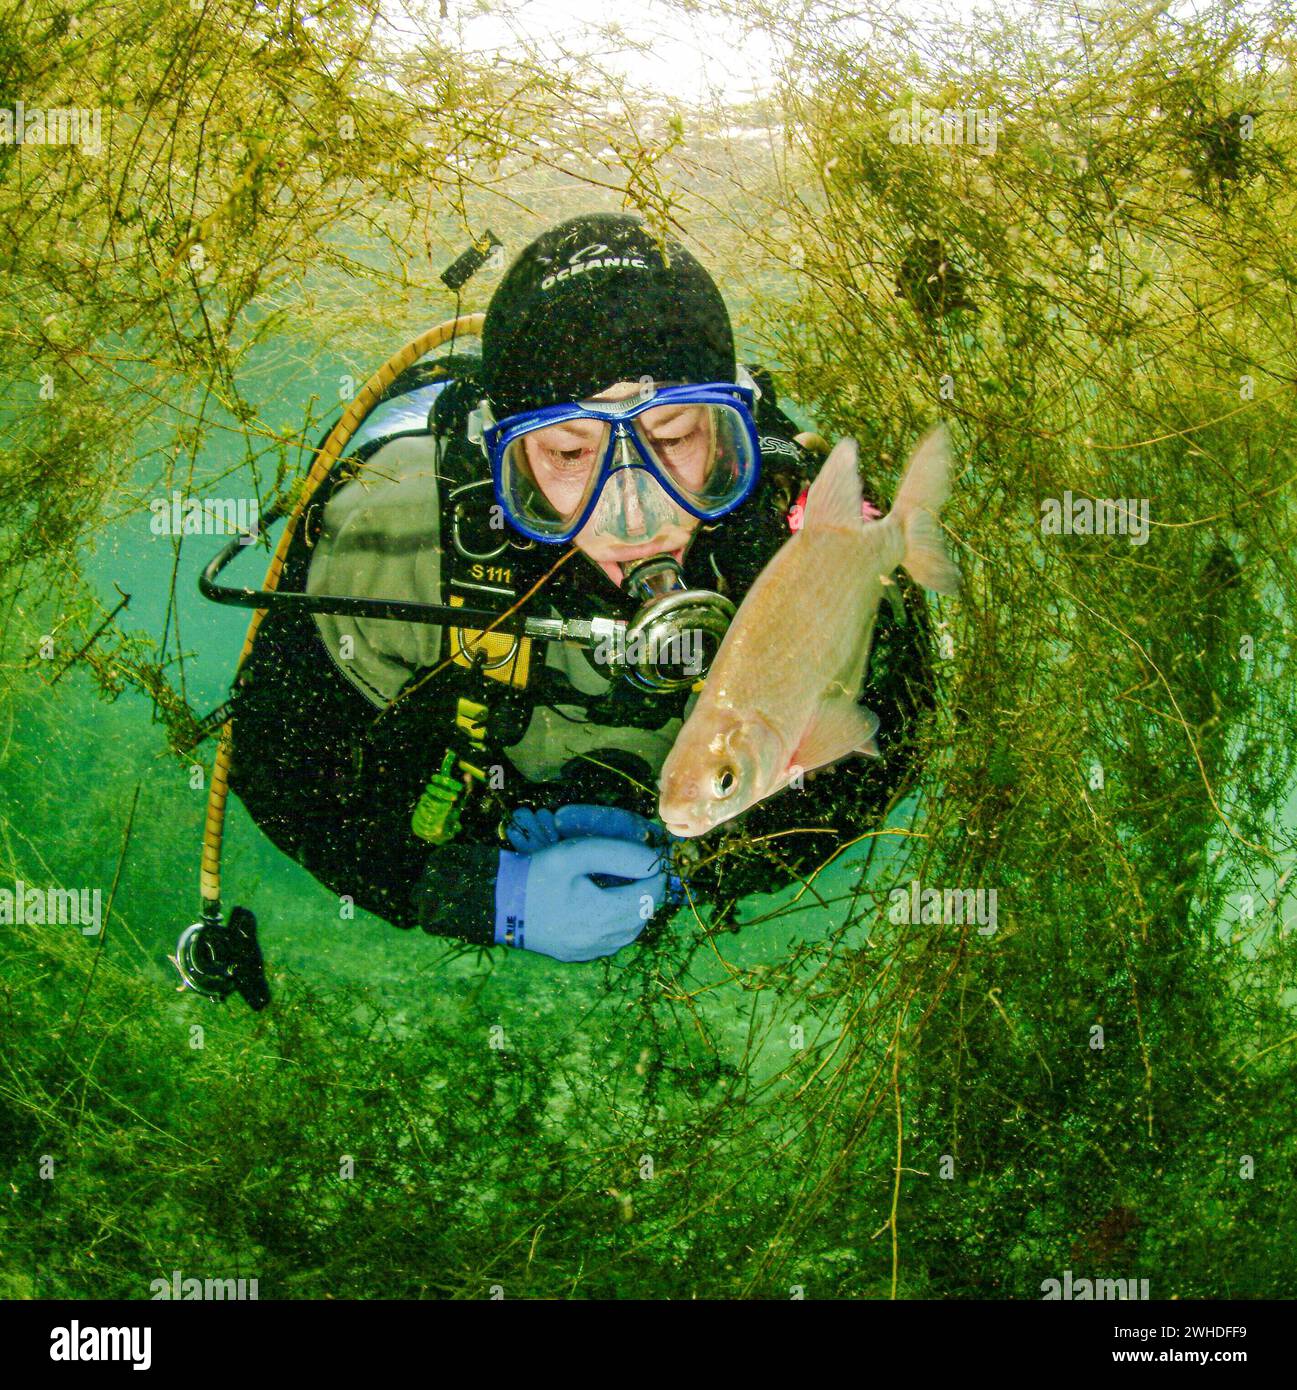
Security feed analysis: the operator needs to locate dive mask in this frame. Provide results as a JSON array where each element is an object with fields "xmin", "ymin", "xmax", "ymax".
[{"xmin": 467, "ymin": 368, "xmax": 762, "ymax": 545}]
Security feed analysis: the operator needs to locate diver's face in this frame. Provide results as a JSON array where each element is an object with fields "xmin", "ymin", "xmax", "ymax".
[{"xmin": 523, "ymin": 381, "xmax": 702, "ymax": 585}]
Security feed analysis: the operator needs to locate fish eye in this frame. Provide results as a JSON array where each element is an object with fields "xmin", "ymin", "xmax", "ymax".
[{"xmin": 713, "ymin": 766, "xmax": 737, "ymax": 798}]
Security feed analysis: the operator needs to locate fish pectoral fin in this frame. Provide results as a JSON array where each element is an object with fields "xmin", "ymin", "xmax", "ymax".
[{"xmin": 790, "ymin": 702, "xmax": 882, "ymax": 774}]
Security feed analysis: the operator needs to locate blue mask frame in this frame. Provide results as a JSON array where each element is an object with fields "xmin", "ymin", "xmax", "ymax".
[{"xmin": 470, "ymin": 379, "xmax": 763, "ymax": 544}]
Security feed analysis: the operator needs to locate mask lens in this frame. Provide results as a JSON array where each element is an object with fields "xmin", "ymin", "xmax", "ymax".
[
  {"xmin": 499, "ymin": 418, "xmax": 612, "ymax": 538},
  {"xmin": 632, "ymin": 403, "xmax": 750, "ymax": 512}
]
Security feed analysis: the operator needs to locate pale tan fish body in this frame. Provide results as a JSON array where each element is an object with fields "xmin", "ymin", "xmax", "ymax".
[{"xmin": 658, "ymin": 425, "xmax": 960, "ymax": 837}]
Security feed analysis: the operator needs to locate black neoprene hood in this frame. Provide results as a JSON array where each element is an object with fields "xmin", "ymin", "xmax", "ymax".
[{"xmin": 480, "ymin": 211, "xmax": 737, "ymax": 421}]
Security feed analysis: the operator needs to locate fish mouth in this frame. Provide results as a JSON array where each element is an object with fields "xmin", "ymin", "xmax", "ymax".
[{"xmin": 662, "ymin": 813, "xmax": 711, "ymax": 839}]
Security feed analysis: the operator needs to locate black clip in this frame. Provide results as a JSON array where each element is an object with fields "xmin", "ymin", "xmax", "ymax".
[
  {"xmin": 441, "ymin": 230, "xmax": 503, "ymax": 291},
  {"xmin": 178, "ymin": 693, "xmax": 242, "ymax": 752}
]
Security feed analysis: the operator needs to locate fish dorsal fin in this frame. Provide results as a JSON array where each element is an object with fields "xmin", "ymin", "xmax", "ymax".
[{"xmin": 801, "ymin": 437, "xmax": 864, "ymax": 531}]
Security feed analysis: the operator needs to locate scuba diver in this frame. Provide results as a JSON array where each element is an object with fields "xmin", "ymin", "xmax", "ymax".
[{"xmin": 173, "ymin": 211, "xmax": 937, "ymax": 1006}]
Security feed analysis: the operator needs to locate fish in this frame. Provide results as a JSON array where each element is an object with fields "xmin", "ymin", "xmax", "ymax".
[{"xmin": 658, "ymin": 424, "xmax": 961, "ymax": 838}]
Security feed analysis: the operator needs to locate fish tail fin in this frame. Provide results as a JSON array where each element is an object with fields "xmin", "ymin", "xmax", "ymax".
[{"xmin": 891, "ymin": 424, "xmax": 961, "ymax": 594}]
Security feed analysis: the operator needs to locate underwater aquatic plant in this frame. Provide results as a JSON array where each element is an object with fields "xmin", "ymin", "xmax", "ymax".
[{"xmin": 895, "ymin": 238, "xmax": 978, "ymax": 321}]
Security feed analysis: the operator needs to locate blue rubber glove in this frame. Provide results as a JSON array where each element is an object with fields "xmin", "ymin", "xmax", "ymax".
[
  {"xmin": 505, "ymin": 803, "xmax": 668, "ymax": 853},
  {"xmin": 495, "ymin": 837, "xmax": 673, "ymax": 963}
]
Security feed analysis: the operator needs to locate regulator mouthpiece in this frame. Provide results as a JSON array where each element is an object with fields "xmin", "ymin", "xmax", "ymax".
[{"xmin": 619, "ymin": 556, "xmax": 735, "ymax": 693}]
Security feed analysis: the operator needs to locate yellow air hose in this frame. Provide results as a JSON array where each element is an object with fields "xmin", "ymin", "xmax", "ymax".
[{"xmin": 199, "ymin": 313, "xmax": 486, "ymax": 918}]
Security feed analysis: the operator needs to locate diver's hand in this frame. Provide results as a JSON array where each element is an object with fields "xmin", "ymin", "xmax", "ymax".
[
  {"xmin": 505, "ymin": 803, "xmax": 669, "ymax": 853},
  {"xmin": 494, "ymin": 837, "xmax": 672, "ymax": 963}
]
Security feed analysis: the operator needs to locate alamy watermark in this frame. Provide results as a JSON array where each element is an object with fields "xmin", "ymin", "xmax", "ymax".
[
  {"xmin": 150, "ymin": 492, "xmax": 260, "ymax": 543},
  {"xmin": 592, "ymin": 627, "xmax": 703, "ymax": 679},
  {"xmin": 1041, "ymin": 491, "xmax": 1149, "ymax": 546},
  {"xmin": 1041, "ymin": 1269, "xmax": 1150, "ymax": 1300},
  {"xmin": 0, "ymin": 881, "xmax": 102, "ymax": 936},
  {"xmin": 888, "ymin": 877, "xmax": 998, "ymax": 935},
  {"xmin": 50, "ymin": 1323, "xmax": 150, "ymax": 1369},
  {"xmin": 889, "ymin": 99, "xmax": 1000, "ymax": 154},
  {"xmin": 150, "ymin": 1269, "xmax": 259, "ymax": 1300},
  {"xmin": 1, "ymin": 101, "xmax": 102, "ymax": 155}
]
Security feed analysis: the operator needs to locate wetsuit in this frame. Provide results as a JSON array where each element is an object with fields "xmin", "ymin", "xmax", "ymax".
[{"xmin": 228, "ymin": 354, "xmax": 936, "ymax": 946}]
